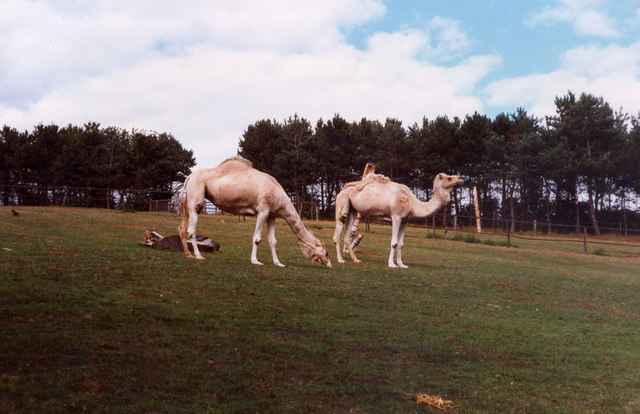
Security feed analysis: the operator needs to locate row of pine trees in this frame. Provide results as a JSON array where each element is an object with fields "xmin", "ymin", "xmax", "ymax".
[
  {"xmin": 2, "ymin": 91, "xmax": 639, "ymax": 233},
  {"xmin": 0, "ymin": 122, "xmax": 195, "ymax": 207},
  {"xmin": 238, "ymin": 92, "xmax": 640, "ymax": 234}
]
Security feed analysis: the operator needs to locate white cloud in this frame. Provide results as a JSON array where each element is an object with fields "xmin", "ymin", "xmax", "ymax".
[
  {"xmin": 527, "ymin": 0, "xmax": 619, "ymax": 38},
  {"xmin": 427, "ymin": 17, "xmax": 471, "ymax": 60},
  {"xmin": 0, "ymin": 0, "xmax": 499, "ymax": 168},
  {"xmin": 485, "ymin": 41, "xmax": 640, "ymax": 117}
]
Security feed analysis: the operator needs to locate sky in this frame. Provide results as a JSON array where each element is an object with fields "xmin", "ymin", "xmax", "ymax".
[{"xmin": 1, "ymin": 0, "xmax": 640, "ymax": 169}]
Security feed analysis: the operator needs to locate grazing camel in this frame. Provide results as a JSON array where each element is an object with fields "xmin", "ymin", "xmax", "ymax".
[
  {"xmin": 179, "ymin": 157, "xmax": 332, "ymax": 268},
  {"xmin": 333, "ymin": 172, "xmax": 463, "ymax": 268}
]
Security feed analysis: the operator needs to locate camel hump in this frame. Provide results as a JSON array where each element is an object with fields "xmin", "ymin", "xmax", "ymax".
[
  {"xmin": 364, "ymin": 173, "xmax": 390, "ymax": 184},
  {"xmin": 355, "ymin": 173, "xmax": 390, "ymax": 190},
  {"xmin": 343, "ymin": 173, "xmax": 390, "ymax": 191},
  {"xmin": 218, "ymin": 156, "xmax": 253, "ymax": 169}
]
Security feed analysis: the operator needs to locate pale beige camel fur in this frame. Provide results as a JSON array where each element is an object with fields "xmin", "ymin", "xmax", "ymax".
[
  {"xmin": 179, "ymin": 157, "xmax": 332, "ymax": 268},
  {"xmin": 333, "ymin": 173, "xmax": 463, "ymax": 268}
]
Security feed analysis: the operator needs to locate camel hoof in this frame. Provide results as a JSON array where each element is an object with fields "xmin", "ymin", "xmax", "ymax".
[
  {"xmin": 398, "ymin": 264, "xmax": 408, "ymax": 269},
  {"xmin": 338, "ymin": 259, "xmax": 346, "ymax": 264},
  {"xmin": 388, "ymin": 263, "xmax": 399, "ymax": 268},
  {"xmin": 193, "ymin": 256, "xmax": 205, "ymax": 260},
  {"xmin": 353, "ymin": 258, "xmax": 362, "ymax": 263},
  {"xmin": 251, "ymin": 260, "xmax": 264, "ymax": 266},
  {"xmin": 274, "ymin": 262, "xmax": 285, "ymax": 268}
]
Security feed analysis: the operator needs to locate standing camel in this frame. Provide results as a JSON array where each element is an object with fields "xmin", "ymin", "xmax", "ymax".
[
  {"xmin": 333, "ymin": 172, "xmax": 463, "ymax": 268},
  {"xmin": 179, "ymin": 157, "xmax": 332, "ymax": 268}
]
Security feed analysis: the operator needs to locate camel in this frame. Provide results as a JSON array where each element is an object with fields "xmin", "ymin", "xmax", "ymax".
[
  {"xmin": 333, "ymin": 172, "xmax": 463, "ymax": 268},
  {"xmin": 178, "ymin": 157, "xmax": 332, "ymax": 268}
]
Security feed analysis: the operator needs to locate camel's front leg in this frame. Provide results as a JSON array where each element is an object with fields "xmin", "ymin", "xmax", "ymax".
[
  {"xmin": 250, "ymin": 210, "xmax": 269, "ymax": 265},
  {"xmin": 395, "ymin": 221, "xmax": 409, "ymax": 268},
  {"xmin": 388, "ymin": 217, "xmax": 402, "ymax": 268},
  {"xmin": 267, "ymin": 217, "xmax": 285, "ymax": 267}
]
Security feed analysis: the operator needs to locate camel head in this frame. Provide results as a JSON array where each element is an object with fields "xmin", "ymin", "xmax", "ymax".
[
  {"xmin": 299, "ymin": 236, "xmax": 333, "ymax": 268},
  {"xmin": 433, "ymin": 173, "xmax": 464, "ymax": 203}
]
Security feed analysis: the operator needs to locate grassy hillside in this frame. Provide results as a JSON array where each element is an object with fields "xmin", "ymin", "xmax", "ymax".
[{"xmin": 1, "ymin": 207, "xmax": 639, "ymax": 413}]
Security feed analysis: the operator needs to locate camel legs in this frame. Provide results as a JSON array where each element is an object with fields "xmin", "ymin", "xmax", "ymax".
[
  {"xmin": 267, "ymin": 216, "xmax": 285, "ymax": 267},
  {"xmin": 343, "ymin": 212, "xmax": 361, "ymax": 263},
  {"xmin": 184, "ymin": 208, "xmax": 204, "ymax": 260},
  {"xmin": 387, "ymin": 217, "xmax": 404, "ymax": 268},
  {"xmin": 179, "ymin": 213, "xmax": 192, "ymax": 258},
  {"xmin": 333, "ymin": 211, "xmax": 360, "ymax": 264},
  {"xmin": 333, "ymin": 217, "xmax": 346, "ymax": 263},
  {"xmin": 387, "ymin": 218, "xmax": 399, "ymax": 268},
  {"xmin": 395, "ymin": 221, "xmax": 409, "ymax": 268},
  {"xmin": 387, "ymin": 218, "xmax": 409, "ymax": 268},
  {"xmin": 344, "ymin": 213, "xmax": 361, "ymax": 253},
  {"xmin": 250, "ymin": 210, "xmax": 270, "ymax": 265}
]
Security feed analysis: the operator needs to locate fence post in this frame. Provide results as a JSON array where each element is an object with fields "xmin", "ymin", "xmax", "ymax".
[
  {"xmin": 583, "ymin": 227, "xmax": 588, "ymax": 254},
  {"xmin": 506, "ymin": 223, "xmax": 510, "ymax": 246},
  {"xmin": 453, "ymin": 215, "xmax": 457, "ymax": 231},
  {"xmin": 533, "ymin": 220, "xmax": 537, "ymax": 237},
  {"xmin": 473, "ymin": 186, "xmax": 481, "ymax": 233},
  {"xmin": 432, "ymin": 216, "xmax": 436, "ymax": 238}
]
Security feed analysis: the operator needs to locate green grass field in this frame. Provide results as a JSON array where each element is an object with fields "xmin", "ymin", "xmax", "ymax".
[{"xmin": 2, "ymin": 206, "xmax": 640, "ymax": 413}]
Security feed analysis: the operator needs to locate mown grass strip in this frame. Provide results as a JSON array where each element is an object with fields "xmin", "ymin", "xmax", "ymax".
[{"xmin": 1, "ymin": 207, "xmax": 639, "ymax": 412}]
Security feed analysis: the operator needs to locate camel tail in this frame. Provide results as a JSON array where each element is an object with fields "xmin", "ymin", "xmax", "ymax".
[
  {"xmin": 178, "ymin": 174, "xmax": 193, "ymax": 257},
  {"xmin": 333, "ymin": 190, "xmax": 350, "ymax": 245},
  {"xmin": 178, "ymin": 174, "xmax": 192, "ymax": 217}
]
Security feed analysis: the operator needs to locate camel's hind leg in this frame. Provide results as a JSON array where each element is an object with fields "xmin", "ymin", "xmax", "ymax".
[
  {"xmin": 267, "ymin": 216, "xmax": 285, "ymax": 267},
  {"xmin": 343, "ymin": 212, "xmax": 361, "ymax": 263},
  {"xmin": 395, "ymin": 220, "xmax": 409, "ymax": 268},
  {"xmin": 333, "ymin": 217, "xmax": 346, "ymax": 264},
  {"xmin": 179, "ymin": 202, "xmax": 204, "ymax": 259},
  {"xmin": 388, "ymin": 217, "xmax": 402, "ymax": 268},
  {"xmin": 250, "ymin": 210, "xmax": 270, "ymax": 265},
  {"xmin": 178, "ymin": 211, "xmax": 192, "ymax": 258},
  {"xmin": 188, "ymin": 211, "xmax": 204, "ymax": 259},
  {"xmin": 333, "ymin": 195, "xmax": 349, "ymax": 263},
  {"xmin": 344, "ymin": 213, "xmax": 361, "ymax": 254}
]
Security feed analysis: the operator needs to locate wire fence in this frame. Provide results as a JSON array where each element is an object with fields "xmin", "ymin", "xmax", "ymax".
[
  {"xmin": 4, "ymin": 183, "xmax": 640, "ymax": 254},
  {"xmin": 0, "ymin": 184, "xmax": 175, "ymax": 212},
  {"xmin": 394, "ymin": 212, "xmax": 640, "ymax": 255}
]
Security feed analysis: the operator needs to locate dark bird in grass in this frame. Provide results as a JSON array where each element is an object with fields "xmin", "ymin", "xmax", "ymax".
[{"xmin": 11, "ymin": 209, "xmax": 19, "ymax": 216}]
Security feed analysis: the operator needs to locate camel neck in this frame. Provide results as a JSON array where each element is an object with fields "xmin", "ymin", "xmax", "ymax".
[
  {"xmin": 411, "ymin": 195, "xmax": 445, "ymax": 218},
  {"xmin": 280, "ymin": 203, "xmax": 314, "ymax": 242}
]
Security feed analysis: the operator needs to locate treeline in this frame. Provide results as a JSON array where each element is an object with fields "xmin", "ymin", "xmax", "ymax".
[
  {"xmin": 0, "ymin": 122, "xmax": 195, "ymax": 207},
  {"xmin": 239, "ymin": 91, "xmax": 640, "ymax": 234}
]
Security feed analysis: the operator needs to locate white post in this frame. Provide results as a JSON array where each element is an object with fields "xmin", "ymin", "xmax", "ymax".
[{"xmin": 473, "ymin": 186, "xmax": 481, "ymax": 234}]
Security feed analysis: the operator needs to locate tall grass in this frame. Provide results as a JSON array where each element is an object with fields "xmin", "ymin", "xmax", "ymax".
[{"xmin": 1, "ymin": 207, "xmax": 639, "ymax": 412}]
